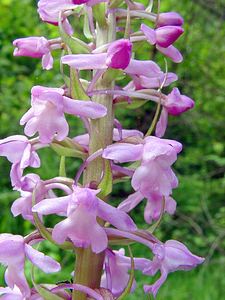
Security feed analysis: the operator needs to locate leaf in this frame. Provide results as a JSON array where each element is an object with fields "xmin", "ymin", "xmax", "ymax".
[
  {"xmin": 108, "ymin": 236, "xmax": 135, "ymax": 246},
  {"xmin": 59, "ymin": 156, "xmax": 66, "ymax": 177},
  {"xmin": 102, "ymin": 68, "xmax": 124, "ymax": 84},
  {"xmin": 51, "ymin": 142, "xmax": 87, "ymax": 159},
  {"xmin": 35, "ymin": 285, "xmax": 63, "ymax": 300},
  {"xmin": 98, "ymin": 159, "xmax": 113, "ymax": 198},
  {"xmin": 59, "ymin": 12, "xmax": 90, "ymax": 54},
  {"xmin": 115, "ymin": 99, "xmax": 148, "ymax": 109},
  {"xmin": 83, "ymin": 10, "xmax": 94, "ymax": 40},
  {"xmin": 93, "ymin": 3, "xmax": 107, "ymax": 27},
  {"xmin": 70, "ymin": 67, "xmax": 90, "ymax": 100},
  {"xmin": 109, "ymin": 0, "xmax": 124, "ymax": 9}
]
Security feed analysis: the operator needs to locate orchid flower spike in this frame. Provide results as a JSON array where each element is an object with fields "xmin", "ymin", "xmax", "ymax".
[{"xmin": 156, "ymin": 88, "xmax": 195, "ymax": 137}]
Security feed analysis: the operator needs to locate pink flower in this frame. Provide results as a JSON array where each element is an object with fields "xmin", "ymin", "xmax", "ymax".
[
  {"xmin": 0, "ymin": 234, "xmax": 60, "ymax": 297},
  {"xmin": 37, "ymin": 0, "xmax": 78, "ymax": 34},
  {"xmin": 0, "ymin": 135, "xmax": 40, "ymax": 188},
  {"xmin": 11, "ymin": 174, "xmax": 73, "ymax": 222},
  {"xmin": 157, "ymin": 12, "xmax": 184, "ymax": 27},
  {"xmin": 156, "ymin": 88, "xmax": 195, "ymax": 137},
  {"xmin": 141, "ymin": 23, "xmax": 183, "ymax": 63},
  {"xmin": 164, "ymin": 87, "xmax": 195, "ymax": 115},
  {"xmin": 143, "ymin": 240, "xmax": 204, "ymax": 297},
  {"xmin": 103, "ymin": 136, "xmax": 182, "ymax": 200},
  {"xmin": 61, "ymin": 39, "xmax": 133, "ymax": 70},
  {"xmin": 13, "ymin": 37, "xmax": 54, "ymax": 70},
  {"xmin": 32, "ymin": 186, "xmax": 137, "ymax": 253},
  {"xmin": 20, "ymin": 86, "xmax": 107, "ymax": 143},
  {"xmin": 101, "ymin": 249, "xmax": 149, "ymax": 297},
  {"xmin": 141, "ymin": 24, "xmax": 184, "ymax": 48},
  {"xmin": 11, "ymin": 174, "xmax": 46, "ymax": 222}
]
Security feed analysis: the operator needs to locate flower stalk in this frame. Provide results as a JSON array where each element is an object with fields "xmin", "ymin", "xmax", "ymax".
[{"xmin": 74, "ymin": 11, "xmax": 116, "ymax": 300}]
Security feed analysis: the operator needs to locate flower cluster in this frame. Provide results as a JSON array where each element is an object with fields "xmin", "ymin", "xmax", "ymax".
[{"xmin": 0, "ymin": 1, "xmax": 204, "ymax": 299}]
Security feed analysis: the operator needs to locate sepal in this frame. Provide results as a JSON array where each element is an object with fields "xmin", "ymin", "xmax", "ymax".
[
  {"xmin": 51, "ymin": 138, "xmax": 87, "ymax": 159},
  {"xmin": 98, "ymin": 160, "xmax": 113, "ymax": 198},
  {"xmin": 93, "ymin": 3, "xmax": 107, "ymax": 27}
]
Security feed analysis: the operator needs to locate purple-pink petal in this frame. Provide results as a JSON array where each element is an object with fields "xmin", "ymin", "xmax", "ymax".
[
  {"xmin": 24, "ymin": 244, "xmax": 61, "ymax": 273},
  {"xmin": 118, "ymin": 191, "xmax": 143, "ymax": 212},
  {"xmin": 61, "ymin": 54, "xmax": 107, "ymax": 70},
  {"xmin": 13, "ymin": 37, "xmax": 49, "ymax": 58},
  {"xmin": 32, "ymin": 196, "xmax": 70, "ymax": 216},
  {"xmin": 165, "ymin": 87, "xmax": 195, "ymax": 115},
  {"xmin": 125, "ymin": 59, "xmax": 161, "ymax": 77},
  {"xmin": 155, "ymin": 107, "xmax": 168, "ymax": 138},
  {"xmin": 103, "ymin": 143, "xmax": 143, "ymax": 163},
  {"xmin": 140, "ymin": 24, "xmax": 156, "ymax": 45},
  {"xmin": 156, "ymin": 45, "xmax": 183, "ymax": 63},
  {"xmin": 98, "ymin": 199, "xmax": 137, "ymax": 231},
  {"xmin": 63, "ymin": 97, "xmax": 107, "ymax": 119},
  {"xmin": 157, "ymin": 12, "xmax": 184, "ymax": 27}
]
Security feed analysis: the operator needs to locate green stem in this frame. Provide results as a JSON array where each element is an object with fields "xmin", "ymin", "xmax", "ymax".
[
  {"xmin": 145, "ymin": 100, "xmax": 161, "ymax": 137},
  {"xmin": 59, "ymin": 156, "xmax": 66, "ymax": 177},
  {"xmin": 72, "ymin": 13, "xmax": 116, "ymax": 300}
]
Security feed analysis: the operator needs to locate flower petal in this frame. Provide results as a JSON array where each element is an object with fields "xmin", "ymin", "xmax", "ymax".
[
  {"xmin": 32, "ymin": 196, "xmax": 70, "ymax": 216},
  {"xmin": 25, "ymin": 244, "xmax": 61, "ymax": 273},
  {"xmin": 103, "ymin": 143, "xmax": 143, "ymax": 163},
  {"xmin": 155, "ymin": 107, "xmax": 168, "ymax": 138},
  {"xmin": 118, "ymin": 191, "xmax": 144, "ymax": 212},
  {"xmin": 98, "ymin": 199, "xmax": 137, "ymax": 231},
  {"xmin": 140, "ymin": 24, "xmax": 156, "ymax": 45},
  {"xmin": 63, "ymin": 97, "xmax": 107, "ymax": 119},
  {"xmin": 61, "ymin": 54, "xmax": 107, "ymax": 70},
  {"xmin": 42, "ymin": 52, "xmax": 53, "ymax": 70},
  {"xmin": 125, "ymin": 59, "xmax": 161, "ymax": 77},
  {"xmin": 156, "ymin": 45, "xmax": 183, "ymax": 63}
]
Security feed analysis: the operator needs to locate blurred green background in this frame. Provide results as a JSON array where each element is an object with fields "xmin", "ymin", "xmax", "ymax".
[{"xmin": 0, "ymin": 0, "xmax": 224, "ymax": 299}]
